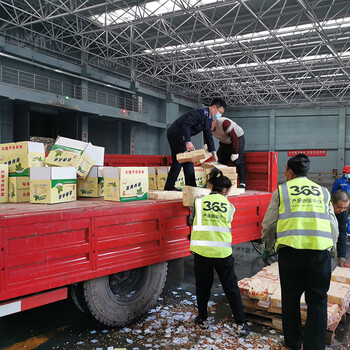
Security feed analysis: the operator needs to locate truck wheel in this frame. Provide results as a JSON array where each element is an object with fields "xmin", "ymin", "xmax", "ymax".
[
  {"xmin": 83, "ymin": 262, "xmax": 167, "ymax": 326},
  {"xmin": 69, "ymin": 282, "xmax": 90, "ymax": 314},
  {"xmin": 164, "ymin": 258, "xmax": 184, "ymax": 290}
]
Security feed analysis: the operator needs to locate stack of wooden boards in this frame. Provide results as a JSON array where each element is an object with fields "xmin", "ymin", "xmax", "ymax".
[
  {"xmin": 149, "ymin": 149, "xmax": 245, "ymax": 205},
  {"xmin": 238, "ymin": 262, "xmax": 350, "ymax": 343}
]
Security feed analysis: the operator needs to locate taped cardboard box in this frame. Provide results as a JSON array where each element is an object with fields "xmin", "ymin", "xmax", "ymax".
[
  {"xmin": 77, "ymin": 166, "xmax": 104, "ymax": 197},
  {"xmin": 176, "ymin": 149, "xmax": 206, "ymax": 164},
  {"xmin": 331, "ymin": 266, "xmax": 350, "ymax": 284},
  {"xmin": 104, "ymin": 167, "xmax": 148, "ymax": 202},
  {"xmin": 45, "ymin": 136, "xmax": 104, "ymax": 179},
  {"xmin": 156, "ymin": 167, "xmax": 168, "ymax": 190},
  {"xmin": 148, "ymin": 167, "xmax": 157, "ymax": 190},
  {"xmin": 8, "ymin": 175, "xmax": 30, "ymax": 203},
  {"xmin": 0, "ymin": 164, "xmax": 8, "ymax": 203},
  {"xmin": 0, "ymin": 141, "xmax": 45, "ymax": 175},
  {"xmin": 328, "ymin": 281, "xmax": 350, "ymax": 308},
  {"xmin": 182, "ymin": 185, "xmax": 210, "ymax": 207},
  {"xmin": 148, "ymin": 190, "xmax": 183, "ymax": 200},
  {"xmin": 30, "ymin": 167, "xmax": 77, "ymax": 204}
]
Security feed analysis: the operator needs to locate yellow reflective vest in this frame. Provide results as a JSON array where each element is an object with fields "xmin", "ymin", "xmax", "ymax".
[
  {"xmin": 190, "ymin": 193, "xmax": 235, "ymax": 258},
  {"xmin": 276, "ymin": 177, "xmax": 333, "ymax": 251}
]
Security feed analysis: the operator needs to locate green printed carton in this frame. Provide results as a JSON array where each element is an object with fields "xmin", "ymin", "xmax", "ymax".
[
  {"xmin": 45, "ymin": 136, "xmax": 104, "ymax": 179},
  {"xmin": 77, "ymin": 166, "xmax": 104, "ymax": 197},
  {"xmin": 30, "ymin": 167, "xmax": 76, "ymax": 204},
  {"xmin": 0, "ymin": 141, "xmax": 45, "ymax": 175},
  {"xmin": 104, "ymin": 167, "xmax": 148, "ymax": 202}
]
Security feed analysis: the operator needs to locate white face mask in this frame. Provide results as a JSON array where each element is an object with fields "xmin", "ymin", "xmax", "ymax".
[
  {"xmin": 344, "ymin": 173, "xmax": 350, "ymax": 179},
  {"xmin": 213, "ymin": 112, "xmax": 222, "ymax": 120}
]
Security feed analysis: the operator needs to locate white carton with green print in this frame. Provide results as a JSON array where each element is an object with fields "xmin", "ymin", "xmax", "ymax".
[
  {"xmin": 30, "ymin": 167, "xmax": 77, "ymax": 204},
  {"xmin": 45, "ymin": 136, "xmax": 104, "ymax": 179},
  {"xmin": 77, "ymin": 166, "xmax": 104, "ymax": 197},
  {"xmin": 175, "ymin": 168, "xmax": 185, "ymax": 190},
  {"xmin": 104, "ymin": 167, "xmax": 148, "ymax": 202},
  {"xmin": 195, "ymin": 167, "xmax": 207, "ymax": 188},
  {"xmin": 0, "ymin": 141, "xmax": 45, "ymax": 175}
]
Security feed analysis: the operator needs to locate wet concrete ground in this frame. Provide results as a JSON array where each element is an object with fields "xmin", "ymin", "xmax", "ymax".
[{"xmin": 0, "ymin": 242, "xmax": 349, "ymax": 350}]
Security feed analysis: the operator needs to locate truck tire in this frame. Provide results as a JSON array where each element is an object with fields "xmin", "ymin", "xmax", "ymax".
[
  {"xmin": 82, "ymin": 262, "xmax": 167, "ymax": 326},
  {"xmin": 164, "ymin": 258, "xmax": 184, "ymax": 290},
  {"xmin": 69, "ymin": 282, "xmax": 90, "ymax": 314}
]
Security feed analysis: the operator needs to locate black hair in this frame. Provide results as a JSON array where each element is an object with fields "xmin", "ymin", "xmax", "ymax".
[
  {"xmin": 208, "ymin": 167, "xmax": 232, "ymax": 194},
  {"xmin": 331, "ymin": 190, "xmax": 350, "ymax": 204},
  {"xmin": 209, "ymin": 97, "xmax": 227, "ymax": 110}
]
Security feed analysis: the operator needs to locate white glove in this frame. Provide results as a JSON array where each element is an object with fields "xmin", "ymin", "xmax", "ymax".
[
  {"xmin": 231, "ymin": 154, "xmax": 239, "ymax": 162},
  {"xmin": 203, "ymin": 144, "xmax": 208, "ymax": 152}
]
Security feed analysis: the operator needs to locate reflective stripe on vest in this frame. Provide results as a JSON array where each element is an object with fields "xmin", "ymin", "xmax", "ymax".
[
  {"xmin": 190, "ymin": 194, "xmax": 235, "ymax": 258},
  {"xmin": 191, "ymin": 240, "xmax": 232, "ymax": 247},
  {"xmin": 276, "ymin": 178, "xmax": 333, "ymax": 251}
]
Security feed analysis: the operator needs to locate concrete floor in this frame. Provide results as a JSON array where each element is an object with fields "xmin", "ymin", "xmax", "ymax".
[{"xmin": 0, "ymin": 242, "xmax": 349, "ymax": 350}]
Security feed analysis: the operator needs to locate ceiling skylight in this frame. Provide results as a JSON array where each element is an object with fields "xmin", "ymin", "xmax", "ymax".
[
  {"xmin": 92, "ymin": 0, "xmax": 224, "ymax": 26},
  {"xmin": 143, "ymin": 16, "xmax": 350, "ymax": 55}
]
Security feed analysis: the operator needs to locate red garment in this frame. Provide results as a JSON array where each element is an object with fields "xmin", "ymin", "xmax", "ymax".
[{"xmin": 222, "ymin": 120, "xmax": 239, "ymax": 154}]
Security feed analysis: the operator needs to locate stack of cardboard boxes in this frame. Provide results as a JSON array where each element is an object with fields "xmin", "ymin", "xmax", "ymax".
[{"xmin": 238, "ymin": 262, "xmax": 350, "ymax": 330}]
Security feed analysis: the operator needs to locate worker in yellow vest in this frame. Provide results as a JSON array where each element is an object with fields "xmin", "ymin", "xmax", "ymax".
[
  {"xmin": 261, "ymin": 153, "xmax": 336, "ymax": 350},
  {"xmin": 189, "ymin": 168, "xmax": 250, "ymax": 336}
]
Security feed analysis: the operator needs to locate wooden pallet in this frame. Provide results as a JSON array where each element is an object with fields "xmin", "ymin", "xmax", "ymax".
[{"xmin": 243, "ymin": 306, "xmax": 347, "ymax": 345}]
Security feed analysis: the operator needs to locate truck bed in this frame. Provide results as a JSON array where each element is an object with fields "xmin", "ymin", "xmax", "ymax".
[{"xmin": 0, "ymin": 190, "xmax": 272, "ymax": 302}]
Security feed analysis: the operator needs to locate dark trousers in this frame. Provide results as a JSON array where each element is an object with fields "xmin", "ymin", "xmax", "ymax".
[
  {"xmin": 164, "ymin": 131, "xmax": 196, "ymax": 190},
  {"xmin": 217, "ymin": 136, "xmax": 246, "ymax": 184},
  {"xmin": 194, "ymin": 253, "xmax": 245, "ymax": 324},
  {"xmin": 278, "ymin": 247, "xmax": 331, "ymax": 350}
]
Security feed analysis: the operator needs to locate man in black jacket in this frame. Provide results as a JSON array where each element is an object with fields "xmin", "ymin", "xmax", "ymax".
[
  {"xmin": 331, "ymin": 190, "xmax": 350, "ymax": 267},
  {"xmin": 164, "ymin": 98, "xmax": 227, "ymax": 191}
]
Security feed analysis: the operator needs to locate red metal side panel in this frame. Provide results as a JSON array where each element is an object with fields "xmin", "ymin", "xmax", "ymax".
[{"xmin": 244, "ymin": 152, "xmax": 278, "ymax": 192}]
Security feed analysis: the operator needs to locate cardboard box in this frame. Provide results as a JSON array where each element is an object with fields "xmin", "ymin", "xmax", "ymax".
[
  {"xmin": 45, "ymin": 137, "xmax": 104, "ymax": 179},
  {"xmin": 175, "ymin": 168, "xmax": 185, "ymax": 189},
  {"xmin": 104, "ymin": 167, "xmax": 148, "ymax": 202},
  {"xmin": 30, "ymin": 167, "xmax": 77, "ymax": 204},
  {"xmin": 0, "ymin": 164, "xmax": 8, "ymax": 203},
  {"xmin": 194, "ymin": 167, "xmax": 206, "ymax": 188},
  {"xmin": 77, "ymin": 166, "xmax": 104, "ymax": 197},
  {"xmin": 8, "ymin": 175, "xmax": 30, "ymax": 203},
  {"xmin": 0, "ymin": 141, "xmax": 45, "ymax": 174},
  {"xmin": 148, "ymin": 190, "xmax": 183, "ymax": 200},
  {"xmin": 156, "ymin": 167, "xmax": 168, "ymax": 190},
  {"xmin": 331, "ymin": 266, "xmax": 350, "ymax": 284},
  {"xmin": 182, "ymin": 185, "xmax": 210, "ymax": 207},
  {"xmin": 176, "ymin": 149, "xmax": 206, "ymax": 164},
  {"xmin": 148, "ymin": 167, "xmax": 157, "ymax": 190},
  {"xmin": 328, "ymin": 281, "xmax": 350, "ymax": 307}
]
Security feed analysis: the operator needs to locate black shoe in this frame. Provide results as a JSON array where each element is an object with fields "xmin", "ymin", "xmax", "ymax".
[
  {"xmin": 238, "ymin": 183, "xmax": 246, "ymax": 189},
  {"xmin": 234, "ymin": 323, "xmax": 251, "ymax": 336},
  {"xmin": 194, "ymin": 316, "xmax": 208, "ymax": 329}
]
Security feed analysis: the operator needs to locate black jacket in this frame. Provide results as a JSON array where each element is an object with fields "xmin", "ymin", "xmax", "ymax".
[
  {"xmin": 335, "ymin": 210, "xmax": 348, "ymax": 258},
  {"xmin": 167, "ymin": 108, "xmax": 216, "ymax": 153}
]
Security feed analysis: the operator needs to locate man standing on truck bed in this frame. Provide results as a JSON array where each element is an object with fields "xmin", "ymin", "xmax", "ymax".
[
  {"xmin": 209, "ymin": 117, "xmax": 246, "ymax": 189},
  {"xmin": 164, "ymin": 98, "xmax": 226, "ymax": 191}
]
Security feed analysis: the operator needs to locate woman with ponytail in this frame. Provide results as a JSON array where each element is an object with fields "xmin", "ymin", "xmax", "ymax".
[{"xmin": 189, "ymin": 167, "xmax": 250, "ymax": 336}]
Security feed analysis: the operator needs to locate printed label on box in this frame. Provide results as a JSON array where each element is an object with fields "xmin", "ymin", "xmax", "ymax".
[
  {"xmin": 104, "ymin": 178, "xmax": 120, "ymax": 201},
  {"xmin": 120, "ymin": 168, "xmax": 148, "ymax": 202}
]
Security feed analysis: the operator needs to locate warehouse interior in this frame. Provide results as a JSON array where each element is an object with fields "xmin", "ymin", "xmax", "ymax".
[
  {"xmin": 0, "ymin": 0, "xmax": 349, "ymax": 174},
  {"xmin": 1, "ymin": 1, "xmax": 350, "ymax": 349}
]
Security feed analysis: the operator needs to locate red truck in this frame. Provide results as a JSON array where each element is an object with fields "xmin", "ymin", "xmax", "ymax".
[{"xmin": 0, "ymin": 151, "xmax": 277, "ymax": 326}]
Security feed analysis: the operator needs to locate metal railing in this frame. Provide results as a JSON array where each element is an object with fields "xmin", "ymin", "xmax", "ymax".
[{"xmin": 0, "ymin": 65, "xmax": 149, "ymax": 115}]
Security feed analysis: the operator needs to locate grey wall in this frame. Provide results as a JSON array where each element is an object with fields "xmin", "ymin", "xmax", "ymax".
[{"xmin": 230, "ymin": 107, "xmax": 348, "ymax": 173}]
